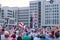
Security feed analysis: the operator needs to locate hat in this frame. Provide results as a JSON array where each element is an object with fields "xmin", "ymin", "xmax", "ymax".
[{"xmin": 4, "ymin": 31, "xmax": 9, "ymax": 35}]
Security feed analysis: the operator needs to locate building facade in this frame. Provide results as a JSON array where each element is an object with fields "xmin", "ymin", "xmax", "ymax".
[
  {"xmin": 0, "ymin": 5, "xmax": 5, "ymax": 26},
  {"xmin": 1, "ymin": 7, "xmax": 16, "ymax": 28},
  {"xmin": 0, "ymin": 5, "xmax": 30, "ymax": 28},
  {"xmin": 30, "ymin": 1, "xmax": 41, "ymax": 27},
  {"xmin": 18, "ymin": 7, "xmax": 30, "ymax": 27},
  {"xmin": 41, "ymin": 0, "xmax": 60, "ymax": 27},
  {"xmin": 0, "ymin": 4, "xmax": 1, "ymax": 18}
]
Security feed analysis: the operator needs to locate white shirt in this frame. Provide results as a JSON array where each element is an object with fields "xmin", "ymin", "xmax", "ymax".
[
  {"xmin": 34, "ymin": 37, "xmax": 40, "ymax": 40},
  {"xmin": 1, "ymin": 34, "xmax": 5, "ymax": 40}
]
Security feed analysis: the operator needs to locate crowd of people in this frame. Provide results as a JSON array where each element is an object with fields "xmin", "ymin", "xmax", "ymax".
[{"xmin": 0, "ymin": 26, "xmax": 60, "ymax": 40}]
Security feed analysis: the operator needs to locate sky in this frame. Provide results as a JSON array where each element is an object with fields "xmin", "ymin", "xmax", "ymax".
[
  {"xmin": 0, "ymin": 0, "xmax": 34, "ymax": 7},
  {"xmin": 0, "ymin": 0, "xmax": 50, "ymax": 7}
]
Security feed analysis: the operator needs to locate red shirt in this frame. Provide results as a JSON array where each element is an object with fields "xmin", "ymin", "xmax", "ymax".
[{"xmin": 12, "ymin": 38, "xmax": 16, "ymax": 40}]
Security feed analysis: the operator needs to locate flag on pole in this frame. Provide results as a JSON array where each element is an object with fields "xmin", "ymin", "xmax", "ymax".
[{"xmin": 32, "ymin": 13, "xmax": 34, "ymax": 28}]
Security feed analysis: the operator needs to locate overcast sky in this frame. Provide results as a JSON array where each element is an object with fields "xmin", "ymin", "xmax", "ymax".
[
  {"xmin": 0, "ymin": 0, "xmax": 50, "ymax": 7},
  {"xmin": 0, "ymin": 0, "xmax": 35, "ymax": 7}
]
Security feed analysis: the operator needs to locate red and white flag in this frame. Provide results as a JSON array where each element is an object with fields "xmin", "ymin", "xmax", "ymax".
[{"xmin": 19, "ymin": 22, "xmax": 24, "ymax": 28}]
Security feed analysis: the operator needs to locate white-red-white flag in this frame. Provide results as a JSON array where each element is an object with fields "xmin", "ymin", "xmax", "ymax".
[{"xmin": 19, "ymin": 22, "xmax": 24, "ymax": 28}]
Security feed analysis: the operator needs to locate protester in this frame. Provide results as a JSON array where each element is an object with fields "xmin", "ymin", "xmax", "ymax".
[
  {"xmin": 1, "ymin": 29, "xmax": 5, "ymax": 40},
  {"xmin": 4, "ymin": 31, "xmax": 10, "ymax": 40},
  {"xmin": 11, "ymin": 33, "xmax": 16, "ymax": 40},
  {"xmin": 22, "ymin": 32, "xmax": 31, "ymax": 40},
  {"xmin": 0, "ymin": 26, "xmax": 60, "ymax": 40},
  {"xmin": 0, "ymin": 26, "xmax": 2, "ymax": 40},
  {"xmin": 17, "ymin": 32, "xmax": 22, "ymax": 40}
]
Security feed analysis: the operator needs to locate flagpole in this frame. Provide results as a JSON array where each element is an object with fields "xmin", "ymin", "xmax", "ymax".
[{"xmin": 32, "ymin": 13, "xmax": 34, "ymax": 28}]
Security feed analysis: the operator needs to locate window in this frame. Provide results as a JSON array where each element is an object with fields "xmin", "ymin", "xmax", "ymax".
[
  {"xmin": 2, "ymin": 10, "xmax": 4, "ymax": 12},
  {"xmin": 56, "ymin": 13, "xmax": 59, "ymax": 15},
  {"xmin": 45, "ymin": 8, "xmax": 49, "ymax": 10},
  {"xmin": 38, "ymin": 2, "xmax": 41, "ymax": 7},
  {"xmin": 0, "ymin": 19, "xmax": 4, "ymax": 23},
  {"xmin": 45, "ymin": 11, "xmax": 49, "ymax": 13},
  {"xmin": 9, "ymin": 20, "xmax": 14, "ymax": 24},
  {"xmin": 53, "ymin": 19, "xmax": 59, "ymax": 24},
  {"xmin": 8, "ymin": 13, "xmax": 12, "ymax": 15},
  {"xmin": 45, "ymin": 20, "xmax": 48, "ymax": 24},
  {"xmin": 30, "ymin": 3, "xmax": 37, "ymax": 5},
  {"xmin": 8, "ymin": 10, "xmax": 12, "ymax": 12},
  {"xmin": 45, "ymin": 5, "xmax": 48, "ymax": 7},
  {"xmin": 57, "ymin": 10, "xmax": 59, "ymax": 12},
  {"xmin": 54, "ymin": 10, "xmax": 56, "ymax": 12},
  {"xmin": 30, "ymin": 11, "xmax": 32, "ymax": 13},
  {"xmin": 57, "ymin": 7, "xmax": 58, "ymax": 9},
  {"xmin": 2, "ymin": 13, "xmax": 4, "ymax": 17},
  {"xmin": 57, "ymin": 19, "xmax": 59, "ymax": 24},
  {"xmin": 18, "ymin": 20, "xmax": 28, "ymax": 22},
  {"xmin": 0, "ymin": 8, "xmax": 1, "ymax": 12}
]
